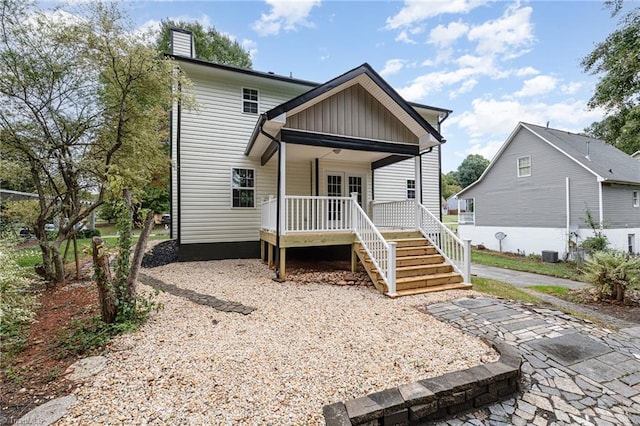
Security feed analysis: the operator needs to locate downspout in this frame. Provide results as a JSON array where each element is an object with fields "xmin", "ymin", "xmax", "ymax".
[
  {"xmin": 437, "ymin": 111, "xmax": 450, "ymax": 221},
  {"xmin": 566, "ymin": 177, "xmax": 570, "ymax": 253},
  {"xmin": 259, "ymin": 123, "xmax": 282, "ymax": 279},
  {"xmin": 598, "ymin": 180, "xmax": 604, "ymax": 229}
]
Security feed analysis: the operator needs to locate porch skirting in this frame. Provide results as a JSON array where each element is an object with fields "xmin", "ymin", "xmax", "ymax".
[{"xmin": 177, "ymin": 241, "xmax": 261, "ymax": 262}]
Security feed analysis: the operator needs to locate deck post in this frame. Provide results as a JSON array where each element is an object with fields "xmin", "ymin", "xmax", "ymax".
[
  {"xmin": 350, "ymin": 192, "xmax": 358, "ymax": 230},
  {"xmin": 463, "ymin": 238, "xmax": 471, "ymax": 283},
  {"xmin": 387, "ymin": 241, "xmax": 397, "ymax": 296},
  {"xmin": 279, "ymin": 247, "xmax": 286, "ymax": 280},
  {"xmin": 260, "ymin": 240, "xmax": 265, "ymax": 263},
  {"xmin": 279, "ymin": 143, "xmax": 287, "ymax": 235},
  {"xmin": 351, "ymin": 244, "xmax": 358, "ymax": 273},
  {"xmin": 268, "ymin": 243, "xmax": 274, "ymax": 268},
  {"xmin": 414, "ymin": 156, "xmax": 422, "ymax": 228}
]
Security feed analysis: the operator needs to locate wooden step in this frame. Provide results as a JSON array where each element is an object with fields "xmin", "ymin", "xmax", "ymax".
[
  {"xmin": 394, "ymin": 282, "xmax": 473, "ymax": 297},
  {"xmin": 395, "ymin": 263, "xmax": 453, "ymax": 278},
  {"xmin": 396, "ymin": 272, "xmax": 463, "ymax": 291},
  {"xmin": 396, "ymin": 246, "xmax": 438, "ymax": 256},
  {"xmin": 379, "ymin": 230, "xmax": 423, "ymax": 240},
  {"xmin": 388, "ymin": 238, "xmax": 431, "ymax": 248},
  {"xmin": 395, "ymin": 254, "xmax": 445, "ymax": 267}
]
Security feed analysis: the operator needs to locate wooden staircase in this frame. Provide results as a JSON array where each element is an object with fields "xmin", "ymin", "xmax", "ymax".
[{"xmin": 354, "ymin": 230, "xmax": 472, "ymax": 297}]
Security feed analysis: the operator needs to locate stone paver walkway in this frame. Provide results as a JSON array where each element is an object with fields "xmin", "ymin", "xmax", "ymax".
[
  {"xmin": 427, "ymin": 297, "xmax": 640, "ymax": 426},
  {"xmin": 138, "ymin": 273, "xmax": 256, "ymax": 315}
]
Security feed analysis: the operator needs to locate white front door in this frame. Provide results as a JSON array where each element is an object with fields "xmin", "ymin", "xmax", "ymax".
[{"xmin": 325, "ymin": 172, "xmax": 365, "ymax": 228}]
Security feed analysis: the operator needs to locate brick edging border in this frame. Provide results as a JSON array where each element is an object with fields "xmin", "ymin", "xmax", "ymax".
[{"xmin": 323, "ymin": 338, "xmax": 522, "ymax": 425}]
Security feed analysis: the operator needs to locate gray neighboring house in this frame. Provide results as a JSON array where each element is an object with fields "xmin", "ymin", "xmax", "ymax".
[{"xmin": 457, "ymin": 122, "xmax": 640, "ymax": 256}]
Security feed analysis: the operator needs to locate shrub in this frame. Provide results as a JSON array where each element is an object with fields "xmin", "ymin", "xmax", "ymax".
[
  {"xmin": 0, "ymin": 239, "xmax": 39, "ymax": 362},
  {"xmin": 581, "ymin": 235, "xmax": 608, "ymax": 254},
  {"xmin": 581, "ymin": 250, "xmax": 640, "ymax": 302},
  {"xmin": 77, "ymin": 228, "xmax": 100, "ymax": 239}
]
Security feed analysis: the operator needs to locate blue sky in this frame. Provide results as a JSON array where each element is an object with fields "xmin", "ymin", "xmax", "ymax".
[{"xmin": 63, "ymin": 0, "xmax": 626, "ymax": 172}]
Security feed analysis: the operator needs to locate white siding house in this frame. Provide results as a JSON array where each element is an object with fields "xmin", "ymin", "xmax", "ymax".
[{"xmin": 169, "ymin": 29, "xmax": 471, "ymax": 297}]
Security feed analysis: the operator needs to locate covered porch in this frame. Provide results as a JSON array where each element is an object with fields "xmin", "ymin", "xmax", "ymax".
[{"xmin": 246, "ymin": 63, "xmax": 471, "ymax": 296}]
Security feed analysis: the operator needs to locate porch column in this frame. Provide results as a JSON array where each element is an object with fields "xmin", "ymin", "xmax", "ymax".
[
  {"xmin": 279, "ymin": 142, "xmax": 287, "ymax": 235},
  {"xmin": 414, "ymin": 155, "xmax": 422, "ymax": 228}
]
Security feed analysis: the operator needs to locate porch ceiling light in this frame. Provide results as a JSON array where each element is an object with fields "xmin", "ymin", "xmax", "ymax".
[{"xmin": 333, "ymin": 148, "xmax": 341, "ymax": 154}]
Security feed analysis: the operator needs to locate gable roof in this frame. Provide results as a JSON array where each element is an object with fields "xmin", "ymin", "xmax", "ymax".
[
  {"xmin": 458, "ymin": 122, "xmax": 640, "ymax": 197},
  {"xmin": 246, "ymin": 63, "xmax": 444, "ymax": 158},
  {"xmin": 264, "ymin": 63, "xmax": 443, "ymax": 142},
  {"xmin": 523, "ymin": 123, "xmax": 640, "ymax": 184}
]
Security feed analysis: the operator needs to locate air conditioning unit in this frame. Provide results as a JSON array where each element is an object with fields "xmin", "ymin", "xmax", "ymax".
[{"xmin": 542, "ymin": 250, "xmax": 558, "ymax": 263}]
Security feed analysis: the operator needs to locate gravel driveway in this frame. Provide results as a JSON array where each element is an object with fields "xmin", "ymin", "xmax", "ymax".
[{"xmin": 60, "ymin": 259, "xmax": 496, "ymax": 425}]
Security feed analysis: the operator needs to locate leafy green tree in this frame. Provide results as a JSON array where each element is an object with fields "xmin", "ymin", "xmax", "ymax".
[
  {"xmin": 441, "ymin": 172, "xmax": 462, "ymax": 199},
  {"xmin": 455, "ymin": 154, "xmax": 490, "ymax": 189},
  {"xmin": 582, "ymin": 1, "xmax": 640, "ymax": 155},
  {"xmin": 0, "ymin": 0, "xmax": 189, "ymax": 284},
  {"xmin": 156, "ymin": 19, "xmax": 252, "ymax": 68}
]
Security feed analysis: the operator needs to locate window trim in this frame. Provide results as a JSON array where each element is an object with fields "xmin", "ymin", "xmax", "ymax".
[
  {"xmin": 406, "ymin": 179, "xmax": 416, "ymax": 199},
  {"xmin": 241, "ymin": 87, "xmax": 259, "ymax": 115},
  {"xmin": 517, "ymin": 155, "xmax": 531, "ymax": 178},
  {"xmin": 633, "ymin": 190, "xmax": 639, "ymax": 208},
  {"xmin": 231, "ymin": 167, "xmax": 256, "ymax": 208}
]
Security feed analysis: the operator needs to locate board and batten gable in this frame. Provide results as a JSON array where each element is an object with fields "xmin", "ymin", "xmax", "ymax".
[
  {"xmin": 603, "ymin": 184, "xmax": 640, "ymax": 227},
  {"xmin": 460, "ymin": 126, "xmax": 600, "ymax": 228},
  {"xmin": 286, "ymin": 84, "xmax": 419, "ymax": 145},
  {"xmin": 175, "ymin": 62, "xmax": 311, "ymax": 246}
]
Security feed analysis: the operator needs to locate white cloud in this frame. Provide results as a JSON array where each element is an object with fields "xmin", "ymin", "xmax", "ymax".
[
  {"xmin": 514, "ymin": 75, "xmax": 559, "ymax": 97},
  {"xmin": 395, "ymin": 30, "xmax": 417, "ymax": 44},
  {"xmin": 514, "ymin": 66, "xmax": 539, "ymax": 77},
  {"xmin": 241, "ymin": 39, "xmax": 258, "ymax": 59},
  {"xmin": 467, "ymin": 4, "xmax": 534, "ymax": 58},
  {"xmin": 386, "ymin": 0, "xmax": 487, "ymax": 29},
  {"xmin": 428, "ymin": 21, "xmax": 469, "ymax": 48},
  {"xmin": 252, "ymin": 0, "xmax": 321, "ymax": 36},
  {"xmin": 380, "ymin": 59, "xmax": 406, "ymax": 77},
  {"xmin": 561, "ymin": 81, "xmax": 583, "ymax": 95},
  {"xmin": 450, "ymin": 97, "xmax": 605, "ymax": 143}
]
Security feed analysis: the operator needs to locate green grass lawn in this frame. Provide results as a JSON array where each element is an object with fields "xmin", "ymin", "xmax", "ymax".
[
  {"xmin": 442, "ymin": 214, "xmax": 458, "ymax": 223},
  {"xmin": 526, "ymin": 285, "xmax": 571, "ymax": 298},
  {"xmin": 471, "ymin": 277, "xmax": 542, "ymax": 303},
  {"xmin": 16, "ymin": 231, "xmax": 169, "ymax": 269},
  {"xmin": 472, "ymin": 250, "xmax": 584, "ymax": 282}
]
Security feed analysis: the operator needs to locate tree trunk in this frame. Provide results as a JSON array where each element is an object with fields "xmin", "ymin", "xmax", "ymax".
[
  {"xmin": 36, "ymin": 242, "xmax": 55, "ymax": 285},
  {"xmin": 127, "ymin": 210, "xmax": 155, "ymax": 300},
  {"xmin": 92, "ymin": 236, "xmax": 117, "ymax": 323},
  {"xmin": 615, "ymin": 283, "xmax": 625, "ymax": 303},
  {"xmin": 51, "ymin": 242, "xmax": 65, "ymax": 286}
]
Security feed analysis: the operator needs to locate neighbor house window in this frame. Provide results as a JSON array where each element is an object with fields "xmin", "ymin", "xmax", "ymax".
[
  {"xmin": 633, "ymin": 191, "xmax": 639, "ymax": 208},
  {"xmin": 629, "ymin": 234, "xmax": 636, "ymax": 254},
  {"xmin": 232, "ymin": 168, "xmax": 255, "ymax": 208},
  {"xmin": 242, "ymin": 88, "xmax": 259, "ymax": 114},
  {"xmin": 517, "ymin": 156, "xmax": 531, "ymax": 177},
  {"xmin": 407, "ymin": 179, "xmax": 416, "ymax": 199}
]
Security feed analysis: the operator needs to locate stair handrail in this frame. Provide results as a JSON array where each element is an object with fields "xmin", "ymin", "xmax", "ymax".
[
  {"xmin": 417, "ymin": 203, "xmax": 471, "ymax": 283},
  {"xmin": 351, "ymin": 194, "xmax": 396, "ymax": 296}
]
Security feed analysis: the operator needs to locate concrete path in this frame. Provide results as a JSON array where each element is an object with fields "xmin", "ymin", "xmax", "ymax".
[
  {"xmin": 427, "ymin": 297, "xmax": 640, "ymax": 426},
  {"xmin": 472, "ymin": 264, "xmax": 586, "ymax": 289}
]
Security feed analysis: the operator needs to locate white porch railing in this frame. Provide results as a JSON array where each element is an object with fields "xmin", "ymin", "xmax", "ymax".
[
  {"xmin": 260, "ymin": 196, "xmax": 277, "ymax": 232},
  {"xmin": 371, "ymin": 200, "xmax": 416, "ymax": 229},
  {"xmin": 260, "ymin": 194, "xmax": 397, "ymax": 295},
  {"xmin": 285, "ymin": 195, "xmax": 354, "ymax": 232},
  {"xmin": 352, "ymin": 196, "xmax": 396, "ymax": 296},
  {"xmin": 417, "ymin": 203, "xmax": 471, "ymax": 283}
]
